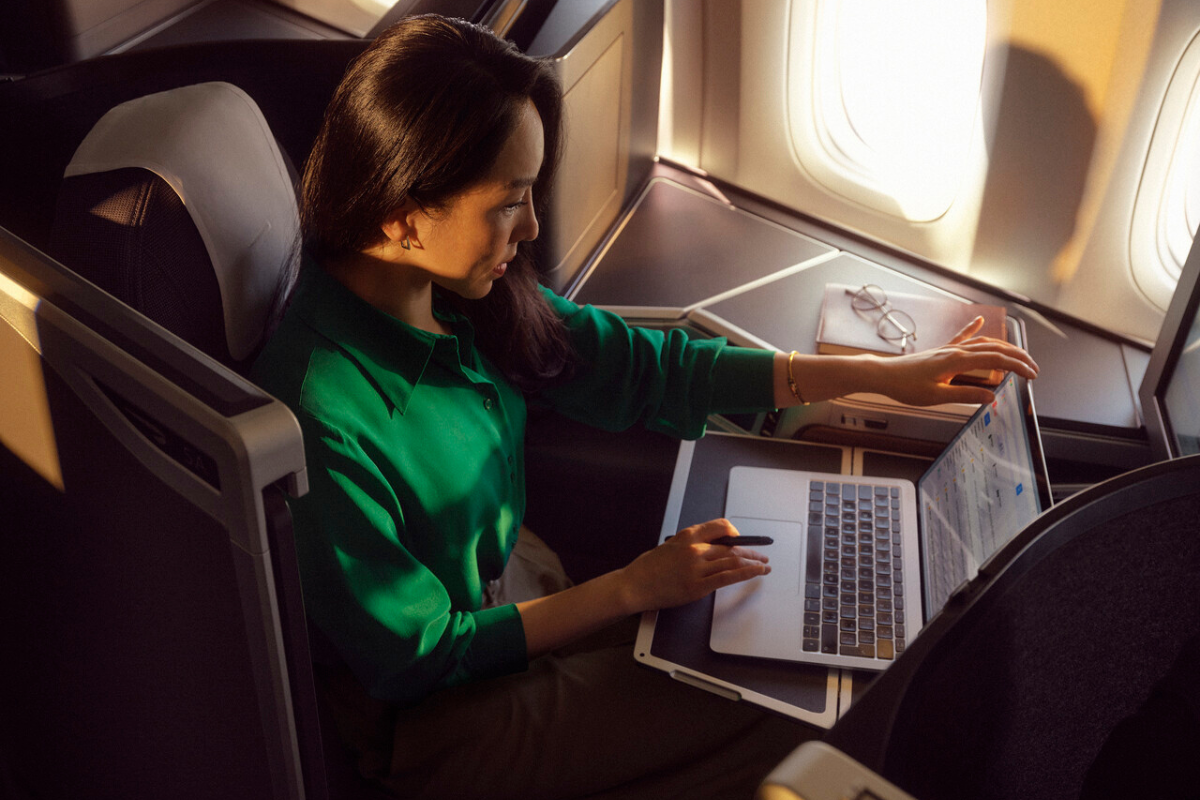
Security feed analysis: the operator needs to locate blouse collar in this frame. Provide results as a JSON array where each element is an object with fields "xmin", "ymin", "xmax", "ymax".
[{"xmin": 292, "ymin": 257, "xmax": 477, "ymax": 415}]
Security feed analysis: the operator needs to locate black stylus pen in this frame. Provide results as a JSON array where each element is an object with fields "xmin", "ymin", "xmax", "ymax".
[{"xmin": 710, "ymin": 535, "xmax": 774, "ymax": 547}]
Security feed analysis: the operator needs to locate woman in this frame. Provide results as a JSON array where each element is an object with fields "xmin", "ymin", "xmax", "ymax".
[{"xmin": 252, "ymin": 15, "xmax": 1039, "ymax": 799}]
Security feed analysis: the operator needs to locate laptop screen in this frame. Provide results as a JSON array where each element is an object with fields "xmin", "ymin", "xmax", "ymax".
[
  {"xmin": 1140, "ymin": 226, "xmax": 1200, "ymax": 460},
  {"xmin": 917, "ymin": 373, "xmax": 1049, "ymax": 618},
  {"xmin": 1162, "ymin": 330, "xmax": 1200, "ymax": 456}
]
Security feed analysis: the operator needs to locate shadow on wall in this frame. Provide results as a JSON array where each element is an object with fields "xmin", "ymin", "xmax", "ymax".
[{"xmin": 970, "ymin": 46, "xmax": 1096, "ymax": 301}]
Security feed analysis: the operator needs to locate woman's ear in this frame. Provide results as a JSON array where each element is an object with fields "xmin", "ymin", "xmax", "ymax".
[
  {"xmin": 380, "ymin": 199, "xmax": 426, "ymax": 250},
  {"xmin": 379, "ymin": 210, "xmax": 411, "ymax": 248}
]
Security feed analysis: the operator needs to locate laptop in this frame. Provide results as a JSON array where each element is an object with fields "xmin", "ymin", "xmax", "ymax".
[{"xmin": 709, "ymin": 372, "xmax": 1051, "ymax": 672}]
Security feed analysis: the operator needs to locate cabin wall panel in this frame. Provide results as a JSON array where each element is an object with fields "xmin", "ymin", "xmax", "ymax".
[
  {"xmin": 661, "ymin": 0, "xmax": 1200, "ymax": 344},
  {"xmin": 1058, "ymin": 0, "xmax": 1200, "ymax": 342},
  {"xmin": 270, "ymin": 0, "xmax": 378, "ymax": 37},
  {"xmin": 53, "ymin": 0, "xmax": 203, "ymax": 60}
]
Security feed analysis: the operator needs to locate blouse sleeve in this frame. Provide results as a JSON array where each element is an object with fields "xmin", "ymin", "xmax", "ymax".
[
  {"xmin": 292, "ymin": 413, "xmax": 528, "ymax": 706},
  {"xmin": 536, "ymin": 287, "xmax": 778, "ymax": 439}
]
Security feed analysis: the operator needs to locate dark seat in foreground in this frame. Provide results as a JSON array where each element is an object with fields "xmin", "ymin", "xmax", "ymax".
[{"xmin": 763, "ymin": 453, "xmax": 1200, "ymax": 799}]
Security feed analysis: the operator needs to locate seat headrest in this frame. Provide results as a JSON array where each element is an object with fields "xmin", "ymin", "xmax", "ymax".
[{"xmin": 64, "ymin": 82, "xmax": 299, "ymax": 362}]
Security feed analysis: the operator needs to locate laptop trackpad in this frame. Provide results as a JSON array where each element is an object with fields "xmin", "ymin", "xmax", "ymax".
[{"xmin": 711, "ymin": 517, "xmax": 805, "ymax": 657}]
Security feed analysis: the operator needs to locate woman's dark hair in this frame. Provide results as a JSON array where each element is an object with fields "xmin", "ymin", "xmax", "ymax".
[{"xmin": 301, "ymin": 15, "xmax": 573, "ymax": 389}]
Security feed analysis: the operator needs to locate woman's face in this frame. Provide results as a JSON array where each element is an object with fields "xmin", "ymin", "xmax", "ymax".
[{"xmin": 407, "ymin": 99, "xmax": 545, "ymax": 300}]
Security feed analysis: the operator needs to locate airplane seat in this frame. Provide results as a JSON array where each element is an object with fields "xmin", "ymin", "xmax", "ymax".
[
  {"xmin": 761, "ymin": 453, "xmax": 1200, "ymax": 800},
  {"xmin": 47, "ymin": 80, "xmax": 300, "ymax": 373},
  {"xmin": 40, "ymin": 80, "xmax": 399, "ymax": 800}
]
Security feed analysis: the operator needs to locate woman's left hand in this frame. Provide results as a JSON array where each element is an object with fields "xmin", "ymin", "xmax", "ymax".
[
  {"xmin": 872, "ymin": 316, "xmax": 1040, "ymax": 406},
  {"xmin": 775, "ymin": 316, "xmax": 1040, "ymax": 408}
]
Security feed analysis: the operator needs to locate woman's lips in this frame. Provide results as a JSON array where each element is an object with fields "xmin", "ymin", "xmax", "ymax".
[{"xmin": 492, "ymin": 262, "xmax": 508, "ymax": 277}]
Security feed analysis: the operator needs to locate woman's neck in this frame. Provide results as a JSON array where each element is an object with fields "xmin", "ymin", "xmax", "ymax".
[{"xmin": 324, "ymin": 253, "xmax": 450, "ymax": 335}]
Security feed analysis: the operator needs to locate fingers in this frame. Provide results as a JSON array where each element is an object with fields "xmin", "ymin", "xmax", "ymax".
[
  {"xmin": 725, "ymin": 545, "xmax": 770, "ymax": 563},
  {"xmin": 687, "ymin": 518, "xmax": 739, "ymax": 543},
  {"xmin": 948, "ymin": 315, "xmax": 986, "ymax": 344},
  {"xmin": 936, "ymin": 348, "xmax": 1033, "ymax": 376},
  {"xmin": 699, "ymin": 549, "xmax": 770, "ymax": 573},
  {"xmin": 696, "ymin": 553, "xmax": 771, "ymax": 588},
  {"xmin": 700, "ymin": 555, "xmax": 770, "ymax": 579},
  {"xmin": 949, "ymin": 341, "xmax": 1040, "ymax": 377},
  {"xmin": 680, "ymin": 519, "xmax": 770, "ymax": 565},
  {"xmin": 702, "ymin": 561, "xmax": 772, "ymax": 593}
]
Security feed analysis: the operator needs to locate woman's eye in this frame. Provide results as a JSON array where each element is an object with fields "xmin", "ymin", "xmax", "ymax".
[{"xmin": 503, "ymin": 201, "xmax": 527, "ymax": 214}]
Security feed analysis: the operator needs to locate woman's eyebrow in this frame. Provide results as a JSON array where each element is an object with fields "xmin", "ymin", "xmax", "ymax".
[{"xmin": 506, "ymin": 176, "xmax": 537, "ymax": 190}]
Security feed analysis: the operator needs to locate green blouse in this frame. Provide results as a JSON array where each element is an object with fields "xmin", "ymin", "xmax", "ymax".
[{"xmin": 251, "ymin": 262, "xmax": 777, "ymax": 705}]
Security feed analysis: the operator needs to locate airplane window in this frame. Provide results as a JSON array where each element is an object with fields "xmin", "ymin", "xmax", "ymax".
[
  {"xmin": 786, "ymin": 0, "xmax": 988, "ymax": 222},
  {"xmin": 1131, "ymin": 29, "xmax": 1200, "ymax": 312}
]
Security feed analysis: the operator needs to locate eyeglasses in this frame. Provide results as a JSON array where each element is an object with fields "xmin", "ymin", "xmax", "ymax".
[{"xmin": 846, "ymin": 285, "xmax": 918, "ymax": 351}]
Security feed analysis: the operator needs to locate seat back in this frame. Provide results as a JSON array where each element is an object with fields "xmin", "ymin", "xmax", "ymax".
[
  {"xmin": 0, "ymin": 220, "xmax": 319, "ymax": 799},
  {"xmin": 49, "ymin": 81, "xmax": 300, "ymax": 371},
  {"xmin": 39, "ymin": 79, "xmax": 402, "ymax": 800},
  {"xmin": 822, "ymin": 454, "xmax": 1200, "ymax": 800}
]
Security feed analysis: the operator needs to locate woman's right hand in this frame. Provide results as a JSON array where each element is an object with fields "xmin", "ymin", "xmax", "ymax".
[
  {"xmin": 517, "ymin": 519, "xmax": 769, "ymax": 658},
  {"xmin": 616, "ymin": 518, "xmax": 771, "ymax": 614}
]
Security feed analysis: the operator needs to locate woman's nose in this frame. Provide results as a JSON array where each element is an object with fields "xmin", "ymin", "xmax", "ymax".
[{"xmin": 515, "ymin": 192, "xmax": 538, "ymax": 243}]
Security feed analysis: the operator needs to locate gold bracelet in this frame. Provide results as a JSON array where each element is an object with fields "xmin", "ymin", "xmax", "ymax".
[{"xmin": 786, "ymin": 350, "xmax": 808, "ymax": 405}]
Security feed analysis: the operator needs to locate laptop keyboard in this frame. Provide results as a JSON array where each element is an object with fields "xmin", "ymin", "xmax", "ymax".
[{"xmin": 802, "ymin": 481, "xmax": 907, "ymax": 661}]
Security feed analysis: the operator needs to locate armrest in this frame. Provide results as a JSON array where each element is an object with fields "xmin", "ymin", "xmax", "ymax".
[{"xmin": 758, "ymin": 741, "xmax": 920, "ymax": 800}]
